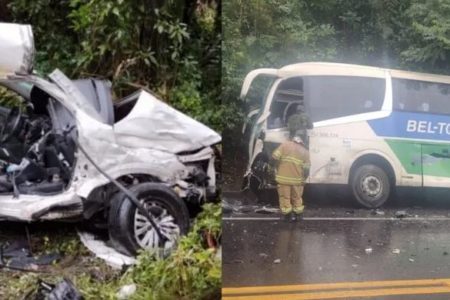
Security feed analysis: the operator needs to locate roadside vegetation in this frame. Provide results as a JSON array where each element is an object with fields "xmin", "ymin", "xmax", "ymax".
[
  {"xmin": 1, "ymin": 0, "xmax": 223, "ymax": 131},
  {"xmin": 0, "ymin": 1, "xmax": 221, "ymax": 299},
  {"xmin": 0, "ymin": 203, "xmax": 221, "ymax": 299}
]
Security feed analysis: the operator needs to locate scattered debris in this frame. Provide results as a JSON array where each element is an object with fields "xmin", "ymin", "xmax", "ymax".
[
  {"xmin": 117, "ymin": 284, "xmax": 137, "ymax": 300},
  {"xmin": 222, "ymin": 200, "xmax": 233, "ymax": 214},
  {"xmin": 0, "ymin": 239, "xmax": 60, "ymax": 271},
  {"xmin": 77, "ymin": 230, "xmax": 136, "ymax": 269},
  {"xmin": 241, "ymin": 206, "xmax": 254, "ymax": 213},
  {"xmin": 374, "ymin": 209, "xmax": 385, "ymax": 216},
  {"xmin": 395, "ymin": 211, "xmax": 409, "ymax": 218},
  {"xmin": 273, "ymin": 259, "xmax": 281, "ymax": 264},
  {"xmin": 255, "ymin": 206, "xmax": 280, "ymax": 214},
  {"xmin": 222, "ymin": 200, "xmax": 257, "ymax": 214},
  {"xmin": 392, "ymin": 249, "xmax": 400, "ymax": 254},
  {"xmin": 39, "ymin": 279, "xmax": 83, "ymax": 300},
  {"xmin": 365, "ymin": 248, "xmax": 373, "ymax": 254}
]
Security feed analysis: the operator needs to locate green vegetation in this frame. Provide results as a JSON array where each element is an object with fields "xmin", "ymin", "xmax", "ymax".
[
  {"xmin": 0, "ymin": 203, "xmax": 221, "ymax": 299},
  {"xmin": 71, "ymin": 203, "xmax": 221, "ymax": 300},
  {"xmin": 2, "ymin": 0, "xmax": 223, "ymax": 131},
  {"xmin": 0, "ymin": 86, "xmax": 23, "ymax": 108}
]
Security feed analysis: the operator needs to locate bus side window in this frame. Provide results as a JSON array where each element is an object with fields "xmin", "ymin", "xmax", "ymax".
[
  {"xmin": 364, "ymin": 100, "xmax": 373, "ymax": 109},
  {"xmin": 304, "ymin": 76, "xmax": 385, "ymax": 122},
  {"xmin": 393, "ymin": 78, "xmax": 450, "ymax": 115},
  {"xmin": 417, "ymin": 102, "xmax": 430, "ymax": 112}
]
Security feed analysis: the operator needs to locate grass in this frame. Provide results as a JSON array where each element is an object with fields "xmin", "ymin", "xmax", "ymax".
[{"xmin": 0, "ymin": 203, "xmax": 221, "ymax": 300}]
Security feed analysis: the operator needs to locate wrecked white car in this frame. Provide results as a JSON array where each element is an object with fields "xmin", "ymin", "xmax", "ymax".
[{"xmin": 0, "ymin": 23, "xmax": 221, "ymax": 255}]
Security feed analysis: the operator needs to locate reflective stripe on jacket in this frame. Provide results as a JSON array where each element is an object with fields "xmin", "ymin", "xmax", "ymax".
[{"xmin": 272, "ymin": 140, "xmax": 310, "ymax": 185}]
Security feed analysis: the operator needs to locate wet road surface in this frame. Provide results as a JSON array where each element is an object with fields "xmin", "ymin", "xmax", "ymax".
[{"xmin": 222, "ymin": 187, "xmax": 450, "ymax": 299}]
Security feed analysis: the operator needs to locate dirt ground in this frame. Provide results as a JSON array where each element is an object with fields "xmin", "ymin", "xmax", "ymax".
[{"xmin": 0, "ymin": 222, "xmax": 119, "ymax": 299}]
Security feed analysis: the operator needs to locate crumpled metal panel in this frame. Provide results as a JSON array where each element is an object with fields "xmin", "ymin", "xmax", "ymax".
[
  {"xmin": 0, "ymin": 189, "xmax": 81, "ymax": 221},
  {"xmin": 49, "ymin": 69, "xmax": 103, "ymax": 121},
  {"xmin": 0, "ymin": 23, "xmax": 34, "ymax": 77},
  {"xmin": 72, "ymin": 109, "xmax": 189, "ymax": 198},
  {"xmin": 114, "ymin": 91, "xmax": 221, "ymax": 153}
]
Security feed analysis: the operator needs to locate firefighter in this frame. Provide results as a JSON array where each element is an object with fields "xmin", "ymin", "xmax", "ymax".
[{"xmin": 272, "ymin": 130, "xmax": 310, "ymax": 221}]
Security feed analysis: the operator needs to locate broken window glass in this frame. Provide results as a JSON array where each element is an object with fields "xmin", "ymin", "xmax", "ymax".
[{"xmin": 268, "ymin": 77, "xmax": 304, "ymax": 129}]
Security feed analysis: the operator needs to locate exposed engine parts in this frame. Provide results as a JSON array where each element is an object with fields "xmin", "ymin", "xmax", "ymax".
[{"xmin": 0, "ymin": 109, "xmax": 75, "ymax": 195}]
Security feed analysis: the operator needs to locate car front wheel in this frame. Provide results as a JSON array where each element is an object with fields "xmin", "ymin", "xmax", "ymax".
[{"xmin": 108, "ymin": 182, "xmax": 190, "ymax": 256}]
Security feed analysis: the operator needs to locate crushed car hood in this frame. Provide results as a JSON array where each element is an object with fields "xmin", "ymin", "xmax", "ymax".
[
  {"xmin": 0, "ymin": 23, "xmax": 34, "ymax": 77},
  {"xmin": 114, "ymin": 91, "xmax": 221, "ymax": 153}
]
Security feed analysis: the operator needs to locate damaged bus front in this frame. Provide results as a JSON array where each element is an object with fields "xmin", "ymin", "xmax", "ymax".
[{"xmin": 0, "ymin": 23, "xmax": 221, "ymax": 256}]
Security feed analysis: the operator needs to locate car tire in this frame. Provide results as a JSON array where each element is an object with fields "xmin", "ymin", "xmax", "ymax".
[
  {"xmin": 108, "ymin": 182, "xmax": 190, "ymax": 256},
  {"xmin": 351, "ymin": 164, "xmax": 390, "ymax": 208}
]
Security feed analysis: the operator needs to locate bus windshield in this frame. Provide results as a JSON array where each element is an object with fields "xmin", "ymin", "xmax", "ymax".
[{"xmin": 245, "ymin": 76, "xmax": 275, "ymax": 112}]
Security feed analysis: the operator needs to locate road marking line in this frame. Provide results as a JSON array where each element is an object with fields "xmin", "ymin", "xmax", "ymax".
[
  {"xmin": 222, "ymin": 278, "xmax": 450, "ymax": 294},
  {"xmin": 223, "ymin": 216, "xmax": 450, "ymax": 221},
  {"xmin": 223, "ymin": 217, "xmax": 281, "ymax": 221},
  {"xmin": 305, "ymin": 217, "xmax": 450, "ymax": 221},
  {"xmin": 222, "ymin": 286, "xmax": 450, "ymax": 299}
]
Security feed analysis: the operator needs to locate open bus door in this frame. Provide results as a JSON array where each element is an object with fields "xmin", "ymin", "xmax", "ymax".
[
  {"xmin": 240, "ymin": 69, "xmax": 278, "ymax": 192},
  {"xmin": 240, "ymin": 69, "xmax": 277, "ymax": 166}
]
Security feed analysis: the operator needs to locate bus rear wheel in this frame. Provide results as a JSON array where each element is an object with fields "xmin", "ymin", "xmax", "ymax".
[{"xmin": 351, "ymin": 164, "xmax": 390, "ymax": 208}]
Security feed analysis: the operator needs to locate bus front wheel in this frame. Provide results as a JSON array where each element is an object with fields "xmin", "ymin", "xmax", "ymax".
[{"xmin": 351, "ymin": 164, "xmax": 390, "ymax": 208}]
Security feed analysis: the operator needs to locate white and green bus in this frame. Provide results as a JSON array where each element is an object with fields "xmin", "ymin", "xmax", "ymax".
[{"xmin": 241, "ymin": 62, "xmax": 450, "ymax": 208}]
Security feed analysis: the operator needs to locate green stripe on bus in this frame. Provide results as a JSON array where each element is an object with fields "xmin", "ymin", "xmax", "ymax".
[{"xmin": 386, "ymin": 139, "xmax": 450, "ymax": 178}]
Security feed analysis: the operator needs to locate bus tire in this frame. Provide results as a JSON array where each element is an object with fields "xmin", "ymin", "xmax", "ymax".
[{"xmin": 351, "ymin": 164, "xmax": 390, "ymax": 208}]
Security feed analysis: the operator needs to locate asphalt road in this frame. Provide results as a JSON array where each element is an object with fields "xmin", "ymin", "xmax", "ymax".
[{"xmin": 222, "ymin": 187, "xmax": 450, "ymax": 299}]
